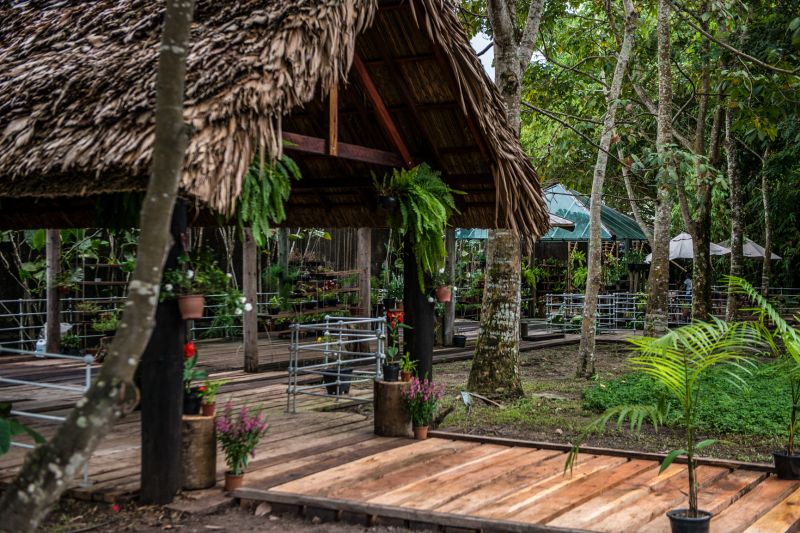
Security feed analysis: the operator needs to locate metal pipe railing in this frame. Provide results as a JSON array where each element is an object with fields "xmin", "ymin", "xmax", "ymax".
[{"xmin": 0, "ymin": 347, "xmax": 93, "ymax": 487}]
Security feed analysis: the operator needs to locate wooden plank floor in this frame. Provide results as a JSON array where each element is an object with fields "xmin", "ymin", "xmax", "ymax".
[{"xmin": 236, "ymin": 436, "xmax": 800, "ymax": 533}]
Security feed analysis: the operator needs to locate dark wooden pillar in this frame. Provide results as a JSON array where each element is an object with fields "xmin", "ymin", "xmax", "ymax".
[
  {"xmin": 45, "ymin": 229, "xmax": 61, "ymax": 353},
  {"xmin": 139, "ymin": 200, "xmax": 186, "ymax": 504},
  {"xmin": 243, "ymin": 228, "xmax": 259, "ymax": 372},
  {"xmin": 443, "ymin": 228, "xmax": 456, "ymax": 346},
  {"xmin": 403, "ymin": 234, "xmax": 434, "ymax": 380},
  {"xmin": 357, "ymin": 228, "xmax": 371, "ymax": 317}
]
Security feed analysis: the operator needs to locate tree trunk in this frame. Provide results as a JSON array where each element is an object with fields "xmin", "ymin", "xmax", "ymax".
[
  {"xmin": 468, "ymin": 229, "xmax": 523, "ymax": 399},
  {"xmin": 761, "ymin": 151, "xmax": 772, "ymax": 298},
  {"xmin": 0, "ymin": 1, "xmax": 195, "ymax": 529},
  {"xmin": 726, "ymin": 109, "xmax": 743, "ymax": 320},
  {"xmin": 473, "ymin": 0, "xmax": 544, "ymax": 396},
  {"xmin": 645, "ymin": 0, "xmax": 673, "ymax": 336},
  {"xmin": 243, "ymin": 228, "xmax": 259, "ymax": 372},
  {"xmin": 578, "ymin": 0, "xmax": 638, "ymax": 378},
  {"xmin": 45, "ymin": 229, "xmax": 61, "ymax": 354}
]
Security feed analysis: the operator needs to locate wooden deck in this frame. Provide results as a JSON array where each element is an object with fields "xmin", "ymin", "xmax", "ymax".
[{"xmin": 235, "ymin": 433, "xmax": 800, "ymax": 533}]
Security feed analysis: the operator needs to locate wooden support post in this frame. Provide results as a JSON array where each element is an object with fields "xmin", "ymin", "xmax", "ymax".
[
  {"xmin": 277, "ymin": 227, "xmax": 289, "ymax": 295},
  {"xmin": 403, "ymin": 234, "xmax": 434, "ymax": 380},
  {"xmin": 357, "ymin": 228, "xmax": 371, "ymax": 317},
  {"xmin": 327, "ymin": 85, "xmax": 338, "ymax": 156},
  {"xmin": 243, "ymin": 228, "xmax": 259, "ymax": 373},
  {"xmin": 140, "ymin": 200, "xmax": 186, "ymax": 505},
  {"xmin": 45, "ymin": 229, "xmax": 61, "ymax": 353},
  {"xmin": 443, "ymin": 228, "xmax": 455, "ymax": 346}
]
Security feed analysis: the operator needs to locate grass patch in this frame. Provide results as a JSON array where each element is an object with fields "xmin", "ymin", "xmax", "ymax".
[{"xmin": 583, "ymin": 363, "xmax": 791, "ymax": 438}]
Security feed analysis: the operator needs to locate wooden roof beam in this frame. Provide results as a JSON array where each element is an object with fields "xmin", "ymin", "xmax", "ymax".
[
  {"xmin": 351, "ymin": 53, "xmax": 414, "ymax": 169},
  {"xmin": 283, "ymin": 132, "xmax": 404, "ymax": 167}
]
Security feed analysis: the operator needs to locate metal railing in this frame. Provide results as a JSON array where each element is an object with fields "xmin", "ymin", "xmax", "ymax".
[
  {"xmin": 287, "ymin": 315, "xmax": 385, "ymax": 413},
  {"xmin": 0, "ymin": 347, "xmax": 94, "ymax": 486}
]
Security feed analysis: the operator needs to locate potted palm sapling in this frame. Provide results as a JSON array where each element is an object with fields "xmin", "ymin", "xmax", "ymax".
[
  {"xmin": 727, "ymin": 276, "xmax": 800, "ymax": 479},
  {"xmin": 566, "ymin": 318, "xmax": 762, "ymax": 533},
  {"xmin": 400, "ymin": 351, "xmax": 417, "ymax": 382},
  {"xmin": 199, "ymin": 379, "xmax": 229, "ymax": 417}
]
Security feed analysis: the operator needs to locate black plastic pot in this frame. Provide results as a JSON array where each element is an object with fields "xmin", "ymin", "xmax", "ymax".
[
  {"xmin": 378, "ymin": 195, "xmax": 398, "ymax": 210},
  {"xmin": 666, "ymin": 509, "xmax": 712, "ymax": 533},
  {"xmin": 323, "ymin": 297, "xmax": 339, "ymax": 307},
  {"xmin": 268, "ymin": 305, "xmax": 281, "ymax": 315},
  {"xmin": 60, "ymin": 346, "xmax": 81, "ymax": 356},
  {"xmin": 382, "ymin": 298, "xmax": 397, "ymax": 311},
  {"xmin": 773, "ymin": 450, "xmax": 800, "ymax": 479},
  {"xmin": 183, "ymin": 387, "xmax": 202, "ymax": 415},
  {"xmin": 452, "ymin": 335, "xmax": 467, "ymax": 348},
  {"xmin": 628, "ymin": 262, "xmax": 650, "ymax": 272},
  {"xmin": 324, "ymin": 368, "xmax": 353, "ymax": 395},
  {"xmin": 303, "ymin": 300, "xmax": 317, "ymax": 310},
  {"xmin": 382, "ymin": 363, "xmax": 400, "ymax": 382}
]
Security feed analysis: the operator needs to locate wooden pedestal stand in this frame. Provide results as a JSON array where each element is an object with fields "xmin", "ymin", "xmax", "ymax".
[
  {"xmin": 182, "ymin": 415, "xmax": 216, "ymax": 490},
  {"xmin": 374, "ymin": 381, "xmax": 411, "ymax": 437}
]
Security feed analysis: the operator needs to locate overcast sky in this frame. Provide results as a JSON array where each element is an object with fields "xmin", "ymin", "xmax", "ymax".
[{"xmin": 470, "ymin": 33, "xmax": 494, "ymax": 80}]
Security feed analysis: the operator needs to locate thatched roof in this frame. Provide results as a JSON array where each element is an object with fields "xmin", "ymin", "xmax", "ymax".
[{"xmin": 0, "ymin": 0, "xmax": 549, "ymax": 236}]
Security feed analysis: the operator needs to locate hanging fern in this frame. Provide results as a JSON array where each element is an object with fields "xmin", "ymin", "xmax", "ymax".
[
  {"xmin": 381, "ymin": 163, "xmax": 462, "ymax": 290},
  {"xmin": 237, "ymin": 153, "xmax": 301, "ymax": 247}
]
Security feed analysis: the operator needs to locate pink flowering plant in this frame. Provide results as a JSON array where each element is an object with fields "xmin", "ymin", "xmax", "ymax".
[
  {"xmin": 401, "ymin": 376, "xmax": 445, "ymax": 427},
  {"xmin": 215, "ymin": 401, "xmax": 270, "ymax": 475}
]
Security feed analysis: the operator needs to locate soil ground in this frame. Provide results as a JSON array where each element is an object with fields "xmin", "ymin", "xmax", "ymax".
[
  {"xmin": 39, "ymin": 498, "xmax": 416, "ymax": 532},
  {"xmin": 436, "ymin": 343, "xmax": 783, "ymax": 463}
]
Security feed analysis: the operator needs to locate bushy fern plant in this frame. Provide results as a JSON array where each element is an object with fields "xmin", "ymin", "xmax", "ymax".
[
  {"xmin": 379, "ymin": 163, "xmax": 461, "ymax": 290},
  {"xmin": 237, "ymin": 153, "xmax": 301, "ymax": 247}
]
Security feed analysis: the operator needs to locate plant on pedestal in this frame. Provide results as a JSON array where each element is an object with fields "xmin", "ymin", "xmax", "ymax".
[
  {"xmin": 400, "ymin": 351, "xmax": 417, "ymax": 382},
  {"xmin": 183, "ymin": 341, "xmax": 208, "ymax": 415},
  {"xmin": 566, "ymin": 318, "xmax": 762, "ymax": 533},
  {"xmin": 216, "ymin": 401, "xmax": 269, "ymax": 491},
  {"xmin": 401, "ymin": 376, "xmax": 444, "ymax": 440},
  {"xmin": 198, "ymin": 379, "xmax": 229, "ymax": 417}
]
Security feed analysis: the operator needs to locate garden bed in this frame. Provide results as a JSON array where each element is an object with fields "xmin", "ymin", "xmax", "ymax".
[{"xmin": 437, "ymin": 344, "xmax": 784, "ymax": 463}]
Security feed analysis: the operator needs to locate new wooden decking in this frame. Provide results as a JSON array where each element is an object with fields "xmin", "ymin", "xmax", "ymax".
[{"xmin": 235, "ymin": 434, "xmax": 800, "ymax": 533}]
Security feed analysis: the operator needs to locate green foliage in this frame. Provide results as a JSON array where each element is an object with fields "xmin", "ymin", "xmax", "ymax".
[
  {"xmin": 91, "ymin": 311, "xmax": 119, "ymax": 333},
  {"xmin": 0, "ymin": 402, "xmax": 44, "ymax": 456},
  {"xmin": 376, "ymin": 164, "xmax": 462, "ymax": 290},
  {"xmin": 162, "ymin": 249, "xmax": 231, "ymax": 298},
  {"xmin": 237, "ymin": 153, "xmax": 301, "ymax": 247}
]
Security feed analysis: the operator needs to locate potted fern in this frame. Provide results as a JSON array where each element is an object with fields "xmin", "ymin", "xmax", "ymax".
[
  {"xmin": 567, "ymin": 318, "xmax": 762, "ymax": 533},
  {"xmin": 374, "ymin": 164, "xmax": 462, "ymax": 291},
  {"xmin": 727, "ymin": 276, "xmax": 800, "ymax": 479}
]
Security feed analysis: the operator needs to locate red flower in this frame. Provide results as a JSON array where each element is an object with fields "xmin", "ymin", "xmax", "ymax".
[
  {"xmin": 112, "ymin": 504, "xmax": 120, "ymax": 513},
  {"xmin": 184, "ymin": 341, "xmax": 196, "ymax": 359},
  {"xmin": 198, "ymin": 385, "xmax": 207, "ymax": 392},
  {"xmin": 397, "ymin": 314, "xmax": 404, "ymax": 324}
]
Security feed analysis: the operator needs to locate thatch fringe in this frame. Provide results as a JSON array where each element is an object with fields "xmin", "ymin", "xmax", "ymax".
[{"xmin": 0, "ymin": 0, "xmax": 377, "ymax": 215}]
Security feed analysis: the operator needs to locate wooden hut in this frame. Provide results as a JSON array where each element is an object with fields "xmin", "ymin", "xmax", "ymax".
[{"xmin": 0, "ymin": 0, "xmax": 550, "ymax": 503}]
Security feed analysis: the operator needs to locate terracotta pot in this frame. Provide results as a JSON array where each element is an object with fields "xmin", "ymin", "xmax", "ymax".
[
  {"xmin": 178, "ymin": 295, "xmax": 205, "ymax": 320},
  {"xmin": 401, "ymin": 371, "xmax": 412, "ymax": 382},
  {"xmin": 413, "ymin": 426, "xmax": 429, "ymax": 440},
  {"xmin": 224, "ymin": 472, "xmax": 244, "ymax": 492},
  {"xmin": 435, "ymin": 286, "xmax": 452, "ymax": 303},
  {"xmin": 201, "ymin": 402, "xmax": 216, "ymax": 417}
]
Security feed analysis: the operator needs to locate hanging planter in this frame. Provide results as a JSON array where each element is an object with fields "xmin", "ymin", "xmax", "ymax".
[
  {"xmin": 435, "ymin": 286, "xmax": 452, "ymax": 302},
  {"xmin": 378, "ymin": 195, "xmax": 399, "ymax": 210},
  {"xmin": 178, "ymin": 294, "xmax": 205, "ymax": 320}
]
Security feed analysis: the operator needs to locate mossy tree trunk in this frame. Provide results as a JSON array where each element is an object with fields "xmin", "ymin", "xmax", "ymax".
[
  {"xmin": 0, "ymin": 1, "xmax": 195, "ymax": 530},
  {"xmin": 468, "ymin": 229, "xmax": 523, "ymax": 399}
]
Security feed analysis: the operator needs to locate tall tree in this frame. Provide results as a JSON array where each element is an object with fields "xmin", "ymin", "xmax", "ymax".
[
  {"xmin": 578, "ymin": 0, "xmax": 639, "ymax": 378},
  {"xmin": 0, "ymin": 1, "xmax": 196, "ymax": 529},
  {"xmin": 644, "ymin": 0, "xmax": 673, "ymax": 336},
  {"xmin": 761, "ymin": 149, "xmax": 773, "ymax": 297},
  {"xmin": 467, "ymin": 0, "xmax": 545, "ymax": 399},
  {"xmin": 725, "ymin": 108, "xmax": 744, "ymax": 320}
]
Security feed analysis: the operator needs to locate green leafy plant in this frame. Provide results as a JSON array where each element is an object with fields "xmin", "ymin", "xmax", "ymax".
[
  {"xmin": 385, "ymin": 274, "xmax": 404, "ymax": 300},
  {"xmin": 162, "ymin": 250, "xmax": 230, "ymax": 299},
  {"xmin": 726, "ymin": 276, "xmax": 800, "ymax": 455},
  {"xmin": 183, "ymin": 341, "xmax": 208, "ymax": 392},
  {"xmin": 91, "ymin": 311, "xmax": 119, "ymax": 333},
  {"xmin": 400, "ymin": 351, "xmax": 417, "ymax": 374},
  {"xmin": 376, "ymin": 164, "xmax": 462, "ymax": 290},
  {"xmin": 60, "ymin": 334, "xmax": 81, "ymax": 349},
  {"xmin": 386, "ymin": 314, "xmax": 411, "ymax": 363},
  {"xmin": 199, "ymin": 379, "xmax": 229, "ymax": 406},
  {"xmin": 566, "ymin": 318, "xmax": 763, "ymax": 518},
  {"xmin": 237, "ymin": 152, "xmax": 301, "ymax": 247},
  {"xmin": 0, "ymin": 402, "xmax": 44, "ymax": 455}
]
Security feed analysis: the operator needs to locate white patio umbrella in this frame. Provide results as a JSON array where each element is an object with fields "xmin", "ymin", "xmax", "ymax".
[
  {"xmin": 645, "ymin": 232, "xmax": 731, "ymax": 263},
  {"xmin": 716, "ymin": 237, "xmax": 781, "ymax": 260}
]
